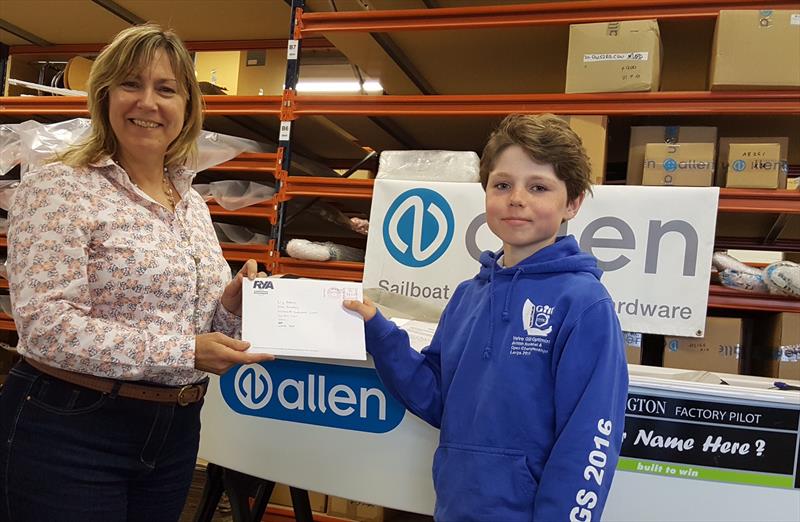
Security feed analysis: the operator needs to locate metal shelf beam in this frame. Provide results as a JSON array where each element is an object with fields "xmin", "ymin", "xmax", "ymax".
[
  {"xmin": 298, "ymin": 0, "xmax": 800, "ymax": 34},
  {"xmin": 292, "ymin": 91, "xmax": 800, "ymax": 116}
]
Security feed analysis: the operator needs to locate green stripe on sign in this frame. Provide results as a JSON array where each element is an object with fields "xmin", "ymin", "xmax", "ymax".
[{"xmin": 617, "ymin": 457, "xmax": 795, "ymax": 489}]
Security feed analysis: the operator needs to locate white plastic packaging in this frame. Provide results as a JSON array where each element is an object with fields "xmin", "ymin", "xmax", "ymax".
[
  {"xmin": 286, "ymin": 239, "xmax": 365, "ymax": 262},
  {"xmin": 377, "ymin": 150, "xmax": 480, "ymax": 182}
]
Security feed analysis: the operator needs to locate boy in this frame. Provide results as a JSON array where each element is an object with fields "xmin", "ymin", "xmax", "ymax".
[{"xmin": 344, "ymin": 114, "xmax": 628, "ymax": 522}]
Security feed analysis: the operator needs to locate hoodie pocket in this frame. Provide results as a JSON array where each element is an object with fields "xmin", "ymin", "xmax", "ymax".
[{"xmin": 432, "ymin": 443, "xmax": 537, "ymax": 522}]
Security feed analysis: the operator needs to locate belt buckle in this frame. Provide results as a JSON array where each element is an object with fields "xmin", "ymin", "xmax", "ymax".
[{"xmin": 177, "ymin": 385, "xmax": 194, "ymax": 406}]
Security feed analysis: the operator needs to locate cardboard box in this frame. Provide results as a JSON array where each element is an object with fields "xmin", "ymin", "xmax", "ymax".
[
  {"xmin": 566, "ymin": 20, "xmax": 662, "ymax": 94},
  {"xmin": 717, "ymin": 137, "xmax": 789, "ymax": 188},
  {"xmin": 642, "ymin": 142, "xmax": 715, "ymax": 186},
  {"xmin": 624, "ymin": 331, "xmax": 643, "ymax": 364},
  {"xmin": 195, "ymin": 49, "xmax": 287, "ymax": 95},
  {"xmin": 269, "ymin": 484, "xmax": 327, "ymax": 513},
  {"xmin": 627, "ymin": 126, "xmax": 717, "ymax": 185},
  {"xmin": 664, "ymin": 317, "xmax": 743, "ymax": 374},
  {"xmin": 562, "ymin": 115, "xmax": 608, "ymax": 184},
  {"xmin": 711, "ymin": 10, "xmax": 800, "ymax": 90},
  {"xmin": 755, "ymin": 313, "xmax": 800, "ymax": 381},
  {"xmin": 327, "ymin": 496, "xmax": 385, "ymax": 522},
  {"xmin": 725, "ymin": 143, "xmax": 782, "ymax": 188}
]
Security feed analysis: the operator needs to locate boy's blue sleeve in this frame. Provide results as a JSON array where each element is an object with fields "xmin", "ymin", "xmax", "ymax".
[
  {"xmin": 533, "ymin": 300, "xmax": 629, "ymax": 522},
  {"xmin": 364, "ymin": 308, "xmax": 447, "ymax": 429}
]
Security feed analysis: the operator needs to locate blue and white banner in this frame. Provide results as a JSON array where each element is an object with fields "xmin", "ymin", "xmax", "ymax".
[{"xmin": 364, "ymin": 180, "xmax": 719, "ymax": 337}]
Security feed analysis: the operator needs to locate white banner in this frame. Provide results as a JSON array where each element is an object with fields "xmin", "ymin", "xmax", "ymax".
[{"xmin": 363, "ymin": 180, "xmax": 719, "ymax": 337}]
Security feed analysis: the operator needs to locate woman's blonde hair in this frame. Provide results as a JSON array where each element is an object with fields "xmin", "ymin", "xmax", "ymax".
[{"xmin": 59, "ymin": 24, "xmax": 203, "ymax": 168}]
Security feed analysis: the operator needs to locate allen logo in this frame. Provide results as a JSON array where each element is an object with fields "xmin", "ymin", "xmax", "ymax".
[
  {"xmin": 221, "ymin": 360, "xmax": 406, "ymax": 433},
  {"xmin": 383, "ymin": 188, "xmax": 455, "ymax": 268}
]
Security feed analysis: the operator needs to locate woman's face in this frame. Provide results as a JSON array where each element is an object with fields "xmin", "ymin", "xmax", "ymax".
[{"xmin": 108, "ymin": 48, "xmax": 186, "ymax": 163}]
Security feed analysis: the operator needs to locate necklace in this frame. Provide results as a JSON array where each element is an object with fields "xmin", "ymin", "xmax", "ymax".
[
  {"xmin": 161, "ymin": 173, "xmax": 176, "ymax": 212},
  {"xmin": 115, "ymin": 159, "xmax": 176, "ymax": 212}
]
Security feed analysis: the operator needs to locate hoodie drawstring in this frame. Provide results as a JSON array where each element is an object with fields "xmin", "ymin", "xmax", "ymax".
[
  {"xmin": 501, "ymin": 269, "xmax": 523, "ymax": 322},
  {"xmin": 483, "ymin": 262, "xmax": 497, "ymax": 360}
]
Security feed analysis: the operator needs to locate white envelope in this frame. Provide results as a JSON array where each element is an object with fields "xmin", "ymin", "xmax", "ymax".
[{"xmin": 242, "ymin": 278, "xmax": 366, "ymax": 360}]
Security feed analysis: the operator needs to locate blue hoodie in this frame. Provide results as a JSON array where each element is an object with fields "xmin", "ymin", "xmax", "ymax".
[{"xmin": 364, "ymin": 235, "xmax": 628, "ymax": 522}]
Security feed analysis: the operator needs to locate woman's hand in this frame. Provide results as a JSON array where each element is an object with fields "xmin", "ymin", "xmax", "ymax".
[
  {"xmin": 220, "ymin": 259, "xmax": 266, "ymax": 316},
  {"xmin": 343, "ymin": 297, "xmax": 378, "ymax": 321},
  {"xmin": 194, "ymin": 332, "xmax": 274, "ymax": 375}
]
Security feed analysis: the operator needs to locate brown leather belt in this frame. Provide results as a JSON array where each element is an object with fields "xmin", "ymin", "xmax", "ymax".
[{"xmin": 25, "ymin": 358, "xmax": 207, "ymax": 406}]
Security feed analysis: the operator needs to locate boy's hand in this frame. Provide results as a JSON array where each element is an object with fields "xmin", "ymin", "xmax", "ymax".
[{"xmin": 343, "ymin": 297, "xmax": 377, "ymax": 321}]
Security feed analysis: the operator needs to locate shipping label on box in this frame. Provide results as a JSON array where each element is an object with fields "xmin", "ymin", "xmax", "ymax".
[
  {"xmin": 717, "ymin": 137, "xmax": 789, "ymax": 188},
  {"xmin": 711, "ymin": 10, "xmax": 800, "ymax": 90},
  {"xmin": 566, "ymin": 19, "xmax": 662, "ymax": 94},
  {"xmin": 664, "ymin": 317, "xmax": 743, "ymax": 374},
  {"xmin": 726, "ymin": 143, "xmax": 782, "ymax": 188},
  {"xmin": 642, "ymin": 142, "xmax": 715, "ymax": 186},
  {"xmin": 627, "ymin": 126, "xmax": 717, "ymax": 185}
]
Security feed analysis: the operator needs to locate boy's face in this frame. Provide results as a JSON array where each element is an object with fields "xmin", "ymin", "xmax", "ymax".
[{"xmin": 485, "ymin": 145, "xmax": 584, "ymax": 266}]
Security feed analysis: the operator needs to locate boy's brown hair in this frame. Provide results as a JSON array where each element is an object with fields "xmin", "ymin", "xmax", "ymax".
[{"xmin": 479, "ymin": 113, "xmax": 593, "ymax": 202}]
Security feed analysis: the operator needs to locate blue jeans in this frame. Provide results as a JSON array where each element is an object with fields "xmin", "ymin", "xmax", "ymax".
[{"xmin": 0, "ymin": 359, "xmax": 203, "ymax": 522}]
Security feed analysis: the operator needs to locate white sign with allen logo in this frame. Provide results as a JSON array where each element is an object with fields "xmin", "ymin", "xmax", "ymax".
[{"xmin": 242, "ymin": 278, "xmax": 366, "ymax": 360}]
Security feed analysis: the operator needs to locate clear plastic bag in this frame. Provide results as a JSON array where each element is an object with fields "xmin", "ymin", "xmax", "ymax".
[
  {"xmin": 206, "ymin": 180, "xmax": 276, "ymax": 210},
  {"xmin": 377, "ymin": 150, "xmax": 480, "ymax": 182},
  {"xmin": 0, "ymin": 180, "xmax": 20, "ymax": 211},
  {"xmin": 213, "ymin": 222, "xmax": 270, "ymax": 245},
  {"xmin": 0, "ymin": 118, "xmax": 275, "ymax": 176},
  {"xmin": 193, "ymin": 131, "xmax": 270, "ymax": 172}
]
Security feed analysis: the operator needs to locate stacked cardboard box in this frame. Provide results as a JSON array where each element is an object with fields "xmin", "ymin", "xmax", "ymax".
[
  {"xmin": 711, "ymin": 10, "xmax": 800, "ymax": 90},
  {"xmin": 664, "ymin": 317, "xmax": 744, "ymax": 374},
  {"xmin": 627, "ymin": 126, "xmax": 717, "ymax": 185},
  {"xmin": 717, "ymin": 137, "xmax": 789, "ymax": 189},
  {"xmin": 566, "ymin": 20, "xmax": 662, "ymax": 94}
]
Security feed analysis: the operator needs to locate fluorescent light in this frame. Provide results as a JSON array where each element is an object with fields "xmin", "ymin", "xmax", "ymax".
[
  {"xmin": 362, "ymin": 81, "xmax": 384, "ymax": 93},
  {"xmin": 295, "ymin": 80, "xmax": 383, "ymax": 93}
]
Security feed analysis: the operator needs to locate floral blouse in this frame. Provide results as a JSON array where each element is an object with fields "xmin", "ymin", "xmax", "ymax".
[{"xmin": 7, "ymin": 157, "xmax": 239, "ymax": 385}]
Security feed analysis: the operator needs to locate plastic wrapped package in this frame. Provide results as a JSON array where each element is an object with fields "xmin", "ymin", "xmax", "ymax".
[
  {"xmin": 286, "ymin": 239, "xmax": 365, "ymax": 262},
  {"xmin": 204, "ymin": 180, "xmax": 276, "ymax": 210},
  {"xmin": 377, "ymin": 150, "xmax": 480, "ymax": 182},
  {"xmin": 0, "ymin": 181, "xmax": 20, "ymax": 211},
  {"xmin": 213, "ymin": 222, "xmax": 269, "ymax": 245},
  {"xmin": 718, "ymin": 269, "xmax": 769, "ymax": 294},
  {"xmin": 763, "ymin": 261, "xmax": 800, "ymax": 297},
  {"xmin": 349, "ymin": 217, "xmax": 369, "ymax": 235}
]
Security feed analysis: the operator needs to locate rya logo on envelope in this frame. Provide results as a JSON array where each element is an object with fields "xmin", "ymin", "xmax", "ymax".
[
  {"xmin": 253, "ymin": 280, "xmax": 275, "ymax": 291},
  {"xmin": 220, "ymin": 360, "xmax": 405, "ymax": 433}
]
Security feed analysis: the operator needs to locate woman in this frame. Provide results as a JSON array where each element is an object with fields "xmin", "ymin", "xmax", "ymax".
[{"xmin": 0, "ymin": 24, "xmax": 273, "ymax": 521}]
